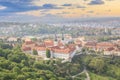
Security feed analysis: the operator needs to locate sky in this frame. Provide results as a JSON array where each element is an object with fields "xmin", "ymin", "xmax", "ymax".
[{"xmin": 0, "ymin": 0, "xmax": 120, "ymax": 22}]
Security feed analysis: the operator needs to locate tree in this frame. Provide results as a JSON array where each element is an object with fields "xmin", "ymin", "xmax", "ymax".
[
  {"xmin": 13, "ymin": 67, "xmax": 21, "ymax": 74},
  {"xmin": 88, "ymin": 58, "xmax": 105, "ymax": 73},
  {"xmin": 8, "ymin": 51, "xmax": 28, "ymax": 63},
  {"xmin": 49, "ymin": 78, "xmax": 57, "ymax": 80},
  {"xmin": 17, "ymin": 75, "xmax": 26, "ymax": 80},
  {"xmin": 0, "ymin": 59, "xmax": 11, "ymax": 69},
  {"xmin": 39, "ymin": 76, "xmax": 47, "ymax": 80},
  {"xmin": 46, "ymin": 49, "xmax": 51, "ymax": 58},
  {"xmin": 1, "ymin": 73, "xmax": 15, "ymax": 80},
  {"xmin": 21, "ymin": 60, "xmax": 29, "ymax": 66},
  {"xmin": 13, "ymin": 45, "xmax": 21, "ymax": 52},
  {"xmin": 33, "ymin": 49, "xmax": 38, "ymax": 55},
  {"xmin": 0, "ymin": 43, "xmax": 13, "ymax": 49},
  {"xmin": 31, "ymin": 38, "xmax": 37, "ymax": 42},
  {"xmin": 39, "ymin": 77, "xmax": 44, "ymax": 80},
  {"xmin": 81, "ymin": 48, "xmax": 86, "ymax": 54}
]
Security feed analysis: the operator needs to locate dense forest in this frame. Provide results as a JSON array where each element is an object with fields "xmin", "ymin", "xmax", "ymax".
[{"xmin": 0, "ymin": 42, "xmax": 120, "ymax": 80}]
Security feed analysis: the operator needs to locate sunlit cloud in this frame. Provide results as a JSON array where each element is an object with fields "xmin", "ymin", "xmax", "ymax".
[{"xmin": 0, "ymin": 0, "xmax": 119, "ymax": 18}]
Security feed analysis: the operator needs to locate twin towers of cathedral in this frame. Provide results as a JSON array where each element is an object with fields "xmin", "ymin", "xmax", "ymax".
[
  {"xmin": 54, "ymin": 33, "xmax": 64, "ymax": 41},
  {"xmin": 54, "ymin": 26, "xmax": 65, "ymax": 41}
]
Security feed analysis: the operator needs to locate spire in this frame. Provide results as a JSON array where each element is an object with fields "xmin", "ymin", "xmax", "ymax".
[
  {"xmin": 55, "ymin": 34, "xmax": 57, "ymax": 41},
  {"xmin": 62, "ymin": 32, "xmax": 64, "ymax": 41},
  {"xmin": 62, "ymin": 25, "xmax": 64, "ymax": 41}
]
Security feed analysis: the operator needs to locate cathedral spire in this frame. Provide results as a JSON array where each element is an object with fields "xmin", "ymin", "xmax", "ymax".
[
  {"xmin": 62, "ymin": 32, "xmax": 64, "ymax": 41},
  {"xmin": 55, "ymin": 33, "xmax": 57, "ymax": 41},
  {"xmin": 61, "ymin": 25, "xmax": 65, "ymax": 41}
]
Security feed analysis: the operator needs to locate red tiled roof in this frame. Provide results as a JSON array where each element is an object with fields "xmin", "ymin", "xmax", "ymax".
[
  {"xmin": 52, "ymin": 48, "xmax": 70, "ymax": 54},
  {"xmin": 105, "ymin": 47, "xmax": 114, "ymax": 51},
  {"xmin": 22, "ymin": 39, "xmax": 76, "ymax": 54},
  {"xmin": 68, "ymin": 44, "xmax": 76, "ymax": 49},
  {"xmin": 22, "ymin": 41, "xmax": 35, "ymax": 49},
  {"xmin": 75, "ymin": 39, "xmax": 82, "ymax": 44},
  {"xmin": 57, "ymin": 40, "xmax": 64, "ymax": 47},
  {"xmin": 85, "ymin": 41, "xmax": 97, "ymax": 46},
  {"xmin": 115, "ymin": 48, "xmax": 120, "ymax": 52},
  {"xmin": 97, "ymin": 42, "xmax": 115, "ymax": 49},
  {"xmin": 77, "ymin": 44, "xmax": 82, "ymax": 47},
  {"xmin": 44, "ymin": 39, "xmax": 54, "ymax": 47},
  {"xmin": 22, "ymin": 47, "xmax": 31, "ymax": 51},
  {"xmin": 51, "ymin": 45, "xmax": 75, "ymax": 54},
  {"xmin": 34, "ymin": 44, "xmax": 46, "ymax": 51},
  {"xmin": 34, "ymin": 47, "xmax": 46, "ymax": 51},
  {"xmin": 25, "ymin": 41, "xmax": 34, "ymax": 45}
]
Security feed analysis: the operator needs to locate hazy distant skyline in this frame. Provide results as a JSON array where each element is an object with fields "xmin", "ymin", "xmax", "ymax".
[{"xmin": 0, "ymin": 0, "xmax": 120, "ymax": 22}]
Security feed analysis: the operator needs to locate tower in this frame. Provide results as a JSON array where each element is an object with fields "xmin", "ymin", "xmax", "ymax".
[
  {"xmin": 62, "ymin": 32, "xmax": 64, "ymax": 41},
  {"xmin": 54, "ymin": 34, "xmax": 58, "ymax": 46},
  {"xmin": 61, "ymin": 25, "xmax": 65, "ymax": 41},
  {"xmin": 55, "ymin": 34, "xmax": 57, "ymax": 41}
]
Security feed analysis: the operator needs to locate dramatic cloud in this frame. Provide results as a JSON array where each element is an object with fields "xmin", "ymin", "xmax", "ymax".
[
  {"xmin": 0, "ymin": 0, "xmax": 119, "ymax": 19},
  {"xmin": 0, "ymin": 0, "xmax": 62, "ymax": 15},
  {"xmin": 88, "ymin": 0, "xmax": 104, "ymax": 5},
  {"xmin": 0, "ymin": 0, "xmax": 40, "ymax": 13}
]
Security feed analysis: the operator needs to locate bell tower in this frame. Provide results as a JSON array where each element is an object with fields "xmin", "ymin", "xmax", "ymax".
[{"xmin": 55, "ymin": 33, "xmax": 57, "ymax": 41}]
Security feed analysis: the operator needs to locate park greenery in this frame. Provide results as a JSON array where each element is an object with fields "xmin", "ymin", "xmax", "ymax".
[{"xmin": 0, "ymin": 42, "xmax": 120, "ymax": 80}]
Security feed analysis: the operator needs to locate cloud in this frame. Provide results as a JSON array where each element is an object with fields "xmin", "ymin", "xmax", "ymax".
[
  {"xmin": 106, "ymin": 0, "xmax": 114, "ymax": 1},
  {"xmin": 0, "ymin": 0, "xmax": 62, "ymax": 16},
  {"xmin": 62, "ymin": 4, "xmax": 72, "ymax": 6},
  {"xmin": 56, "ymin": 11, "xmax": 71, "ymax": 15},
  {"xmin": 41, "ymin": 4, "xmax": 62, "ymax": 9},
  {"xmin": 87, "ymin": 10, "xmax": 94, "ymax": 13},
  {"xmin": 0, "ymin": 5, "xmax": 6, "ymax": 10},
  {"xmin": 76, "ymin": 5, "xmax": 86, "ymax": 8},
  {"xmin": 61, "ymin": 4, "xmax": 86, "ymax": 9},
  {"xmin": 88, "ymin": 0, "xmax": 104, "ymax": 5},
  {"xmin": 106, "ymin": 9, "xmax": 111, "ymax": 12},
  {"xmin": 0, "ymin": 0, "xmax": 40, "ymax": 13}
]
